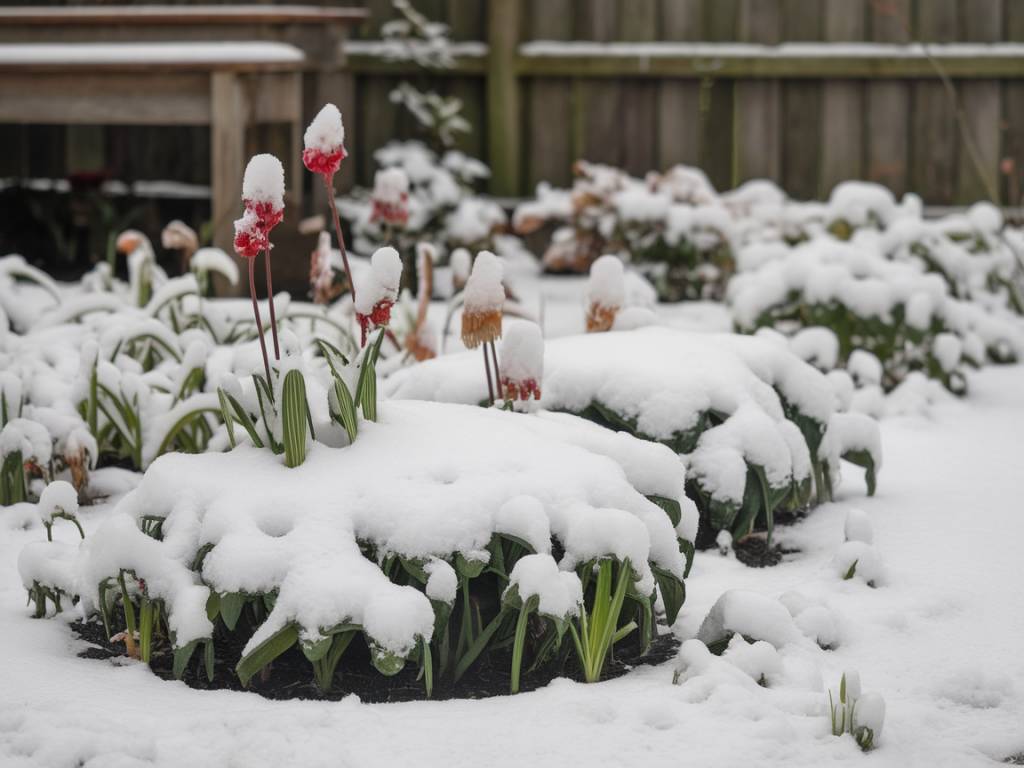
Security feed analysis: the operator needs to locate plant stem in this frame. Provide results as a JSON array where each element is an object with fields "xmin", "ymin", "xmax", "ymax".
[
  {"xmin": 482, "ymin": 344, "xmax": 495, "ymax": 403},
  {"xmin": 324, "ymin": 174, "xmax": 356, "ymax": 309},
  {"xmin": 263, "ymin": 248, "xmax": 280, "ymax": 360},
  {"xmin": 489, "ymin": 341, "xmax": 503, "ymax": 400},
  {"xmin": 248, "ymin": 258, "xmax": 273, "ymax": 384}
]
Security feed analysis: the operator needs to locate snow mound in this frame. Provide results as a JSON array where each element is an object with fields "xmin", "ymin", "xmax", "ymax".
[
  {"xmin": 58, "ymin": 400, "xmax": 692, "ymax": 662},
  {"xmin": 696, "ymin": 589, "xmax": 802, "ymax": 650}
]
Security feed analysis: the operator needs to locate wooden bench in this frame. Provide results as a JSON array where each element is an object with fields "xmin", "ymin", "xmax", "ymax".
[{"xmin": 0, "ymin": 6, "xmax": 366, "ymax": 253}]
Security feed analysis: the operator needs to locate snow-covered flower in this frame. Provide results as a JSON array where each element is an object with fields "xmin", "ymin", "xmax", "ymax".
[
  {"xmin": 232, "ymin": 208, "xmax": 268, "ymax": 260},
  {"xmin": 450, "ymin": 247, "xmax": 472, "ymax": 293},
  {"xmin": 356, "ymin": 246, "xmax": 403, "ymax": 344},
  {"xmin": 309, "ymin": 231, "xmax": 339, "ymax": 305},
  {"xmin": 303, "ymin": 103, "xmax": 347, "ymax": 178},
  {"xmin": 585, "ymin": 255, "xmax": 625, "ymax": 332},
  {"xmin": 160, "ymin": 220, "xmax": 198, "ymax": 253},
  {"xmin": 370, "ymin": 167, "xmax": 410, "ymax": 227},
  {"xmin": 500, "ymin": 321, "xmax": 543, "ymax": 403},
  {"xmin": 460, "ymin": 251, "xmax": 504, "ymax": 349},
  {"xmin": 242, "ymin": 153, "xmax": 285, "ymax": 233}
]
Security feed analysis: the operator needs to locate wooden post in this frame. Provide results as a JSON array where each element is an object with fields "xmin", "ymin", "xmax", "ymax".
[
  {"xmin": 486, "ymin": 0, "xmax": 520, "ymax": 196},
  {"xmin": 210, "ymin": 71, "xmax": 246, "ymax": 278}
]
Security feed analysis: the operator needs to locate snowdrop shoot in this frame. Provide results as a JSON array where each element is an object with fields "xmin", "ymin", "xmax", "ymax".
[
  {"xmin": 461, "ymin": 250, "xmax": 505, "ymax": 402},
  {"xmin": 303, "ymin": 103, "xmax": 355, "ymax": 308},
  {"xmin": 356, "ymin": 246, "xmax": 403, "ymax": 346},
  {"xmin": 586, "ymin": 255, "xmax": 626, "ymax": 332},
  {"xmin": 499, "ymin": 321, "xmax": 543, "ymax": 408}
]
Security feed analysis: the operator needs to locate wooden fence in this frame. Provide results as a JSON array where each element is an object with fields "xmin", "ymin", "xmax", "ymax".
[{"xmin": 345, "ymin": 0, "xmax": 1024, "ymax": 205}]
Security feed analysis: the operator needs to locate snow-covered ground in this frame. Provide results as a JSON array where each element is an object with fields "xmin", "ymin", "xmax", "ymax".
[{"xmin": 2, "ymin": 364, "xmax": 1021, "ymax": 768}]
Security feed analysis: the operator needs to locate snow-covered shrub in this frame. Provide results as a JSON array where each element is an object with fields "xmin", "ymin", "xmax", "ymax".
[
  {"xmin": 339, "ymin": 141, "xmax": 506, "ymax": 263},
  {"xmin": 386, "ymin": 326, "xmax": 880, "ymax": 545},
  {"xmin": 695, "ymin": 590, "xmax": 801, "ymax": 654},
  {"xmin": 829, "ymin": 671, "xmax": 885, "ymax": 751},
  {"xmin": 728, "ymin": 232, "xmax": 1024, "ymax": 393},
  {"xmin": 20, "ymin": 402, "xmax": 695, "ymax": 695},
  {"xmin": 514, "ymin": 162, "xmax": 735, "ymax": 301}
]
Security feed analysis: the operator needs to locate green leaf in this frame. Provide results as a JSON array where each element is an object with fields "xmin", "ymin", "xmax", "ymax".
[
  {"xmin": 652, "ymin": 566, "xmax": 686, "ymax": 626},
  {"xmin": 236, "ymin": 623, "xmax": 299, "ymax": 687},
  {"xmin": 281, "ymin": 369, "xmax": 309, "ymax": 468},
  {"xmin": 331, "ymin": 377, "xmax": 358, "ymax": 443},
  {"xmin": 204, "ymin": 639, "xmax": 216, "ymax": 681},
  {"xmin": 220, "ymin": 592, "xmax": 245, "ymax": 631},
  {"xmin": 173, "ymin": 640, "xmax": 199, "ymax": 679},
  {"xmin": 647, "ymin": 495, "xmax": 681, "ymax": 527}
]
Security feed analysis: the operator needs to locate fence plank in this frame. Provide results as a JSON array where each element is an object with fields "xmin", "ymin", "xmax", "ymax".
[
  {"xmin": 864, "ymin": 0, "xmax": 909, "ymax": 197},
  {"xmin": 619, "ymin": 0, "xmax": 657, "ymax": 42},
  {"xmin": 918, "ymin": 0, "xmax": 959, "ymax": 41},
  {"xmin": 446, "ymin": 0, "xmax": 484, "ymax": 41},
  {"xmin": 911, "ymin": 82, "xmax": 957, "ymax": 203},
  {"xmin": 782, "ymin": 81, "xmax": 821, "ymax": 199},
  {"xmin": 734, "ymin": 0, "xmax": 782, "ymax": 184},
  {"xmin": 486, "ymin": 0, "xmax": 520, "ymax": 195},
  {"xmin": 657, "ymin": 0, "xmax": 701, "ymax": 170},
  {"xmin": 957, "ymin": 1, "xmax": 1001, "ymax": 203},
  {"xmin": 525, "ymin": 0, "xmax": 573, "ymax": 187},
  {"xmin": 820, "ymin": 0, "xmax": 864, "ymax": 196}
]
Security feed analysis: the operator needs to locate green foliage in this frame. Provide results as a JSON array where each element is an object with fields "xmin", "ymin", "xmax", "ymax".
[{"xmin": 569, "ymin": 558, "xmax": 637, "ymax": 684}]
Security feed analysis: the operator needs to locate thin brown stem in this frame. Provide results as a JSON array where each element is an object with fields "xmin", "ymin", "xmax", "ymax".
[
  {"xmin": 324, "ymin": 174, "xmax": 356, "ymax": 309},
  {"xmin": 482, "ymin": 343, "xmax": 495, "ymax": 404},
  {"xmin": 263, "ymin": 247, "xmax": 280, "ymax": 360},
  {"xmin": 249, "ymin": 257, "xmax": 272, "ymax": 383},
  {"xmin": 489, "ymin": 340, "xmax": 503, "ymax": 400}
]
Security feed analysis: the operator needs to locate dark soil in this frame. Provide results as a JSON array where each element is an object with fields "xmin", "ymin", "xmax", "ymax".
[
  {"xmin": 732, "ymin": 536, "xmax": 798, "ymax": 568},
  {"xmin": 1005, "ymin": 754, "xmax": 1024, "ymax": 765},
  {"xmin": 72, "ymin": 616, "xmax": 680, "ymax": 703}
]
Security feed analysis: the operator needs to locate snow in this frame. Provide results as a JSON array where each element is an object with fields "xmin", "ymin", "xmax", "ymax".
[
  {"xmin": 372, "ymin": 166, "xmax": 410, "ymax": 205},
  {"xmin": 843, "ymin": 509, "xmax": 873, "ymax": 545},
  {"xmin": 695, "ymin": 589, "xmax": 803, "ymax": 649},
  {"xmin": 462, "ymin": 250, "xmax": 505, "ymax": 314},
  {"xmin": 242, "ymin": 154, "xmax": 285, "ymax": 211},
  {"xmin": 0, "ymin": 42, "xmax": 306, "ymax": 65},
  {"xmin": 355, "ymin": 247, "xmax": 403, "ymax": 316},
  {"xmin": 2, "ymin": 366, "xmax": 1024, "ymax": 765},
  {"xmin": 190, "ymin": 248, "xmax": 239, "ymax": 287},
  {"xmin": 35, "ymin": 481, "xmax": 78, "ymax": 525},
  {"xmin": 505, "ymin": 554, "xmax": 583, "ymax": 619},
  {"xmin": 304, "ymin": 103, "xmax": 345, "ymax": 155},
  {"xmin": 586, "ymin": 255, "xmax": 626, "ymax": 311}
]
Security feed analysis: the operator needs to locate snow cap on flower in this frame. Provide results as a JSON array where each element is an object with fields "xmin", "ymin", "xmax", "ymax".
[
  {"xmin": 242, "ymin": 154, "xmax": 285, "ymax": 211},
  {"xmin": 303, "ymin": 103, "xmax": 347, "ymax": 177},
  {"xmin": 356, "ymin": 246, "xmax": 403, "ymax": 342},
  {"xmin": 450, "ymin": 247, "xmax": 472, "ymax": 292},
  {"xmin": 461, "ymin": 250, "xmax": 504, "ymax": 348},
  {"xmin": 500, "ymin": 320, "xmax": 543, "ymax": 403},
  {"xmin": 585, "ymin": 254, "xmax": 625, "ymax": 333},
  {"xmin": 161, "ymin": 220, "xmax": 198, "ymax": 253},
  {"xmin": 38, "ymin": 480, "xmax": 79, "ymax": 525},
  {"xmin": 370, "ymin": 167, "xmax": 410, "ymax": 226},
  {"xmin": 233, "ymin": 208, "xmax": 268, "ymax": 259},
  {"xmin": 242, "ymin": 154, "xmax": 285, "ymax": 232}
]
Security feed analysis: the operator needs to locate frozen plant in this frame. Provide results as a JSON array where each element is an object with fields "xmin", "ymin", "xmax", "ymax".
[
  {"xmin": 829, "ymin": 671, "xmax": 885, "ymax": 751},
  {"xmin": 498, "ymin": 320, "xmax": 543, "ymax": 409},
  {"xmin": 461, "ymin": 251, "xmax": 505, "ymax": 402},
  {"xmin": 302, "ymin": 103, "xmax": 356, "ymax": 314},
  {"xmin": 370, "ymin": 166, "xmax": 411, "ymax": 230},
  {"xmin": 355, "ymin": 246, "xmax": 403, "ymax": 347},
  {"xmin": 585, "ymin": 255, "xmax": 625, "ymax": 332}
]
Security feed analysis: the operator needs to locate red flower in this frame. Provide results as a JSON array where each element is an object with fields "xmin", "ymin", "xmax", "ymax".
[
  {"xmin": 233, "ymin": 210, "xmax": 268, "ymax": 259},
  {"xmin": 303, "ymin": 146, "xmax": 346, "ymax": 178},
  {"xmin": 370, "ymin": 197, "xmax": 409, "ymax": 227},
  {"xmin": 243, "ymin": 199, "xmax": 284, "ymax": 234},
  {"xmin": 501, "ymin": 377, "xmax": 541, "ymax": 402},
  {"xmin": 356, "ymin": 299, "xmax": 394, "ymax": 346}
]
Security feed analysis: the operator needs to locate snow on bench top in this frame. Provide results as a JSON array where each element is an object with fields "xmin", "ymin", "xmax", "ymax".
[{"xmin": 0, "ymin": 42, "xmax": 305, "ymax": 66}]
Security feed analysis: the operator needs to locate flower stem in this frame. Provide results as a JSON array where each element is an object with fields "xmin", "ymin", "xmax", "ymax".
[
  {"xmin": 263, "ymin": 247, "xmax": 280, "ymax": 360},
  {"xmin": 489, "ymin": 341, "xmax": 503, "ymax": 400},
  {"xmin": 482, "ymin": 343, "xmax": 495, "ymax": 404},
  {"xmin": 249, "ymin": 257, "xmax": 272, "ymax": 383},
  {"xmin": 324, "ymin": 173, "xmax": 356, "ymax": 309}
]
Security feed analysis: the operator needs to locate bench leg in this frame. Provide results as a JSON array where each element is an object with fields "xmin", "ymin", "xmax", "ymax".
[{"xmin": 210, "ymin": 71, "xmax": 246, "ymax": 294}]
